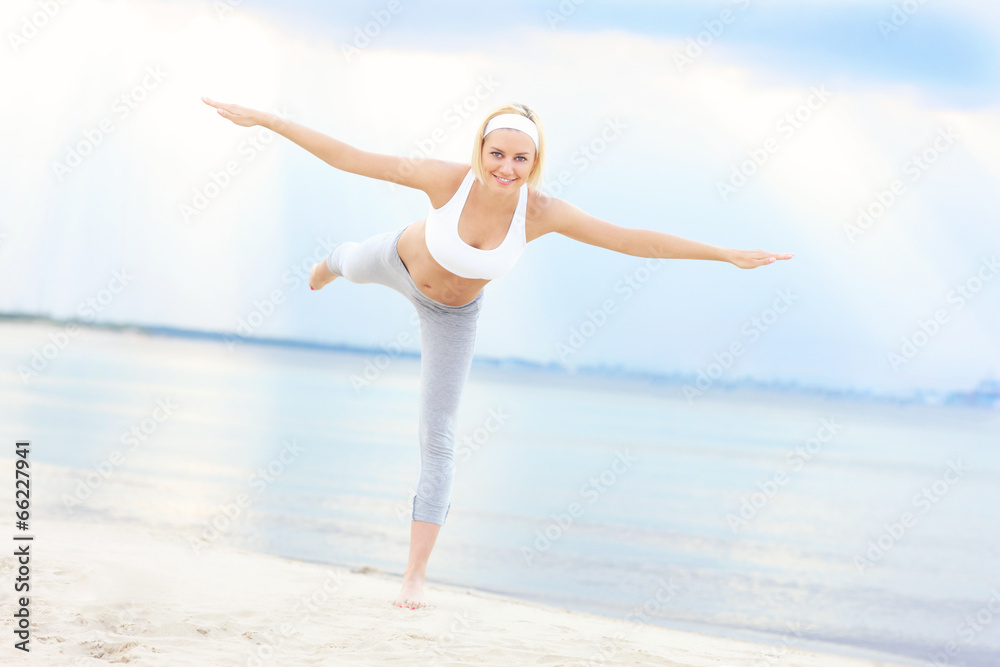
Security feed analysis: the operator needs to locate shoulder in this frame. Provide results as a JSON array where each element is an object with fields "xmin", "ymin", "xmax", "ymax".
[
  {"xmin": 422, "ymin": 161, "xmax": 471, "ymax": 208},
  {"xmin": 525, "ymin": 188, "xmax": 578, "ymax": 241},
  {"xmin": 525, "ymin": 188, "xmax": 629, "ymax": 252}
]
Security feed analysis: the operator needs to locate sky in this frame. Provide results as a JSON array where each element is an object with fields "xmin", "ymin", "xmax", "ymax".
[{"xmin": 1, "ymin": 0, "xmax": 998, "ymax": 399}]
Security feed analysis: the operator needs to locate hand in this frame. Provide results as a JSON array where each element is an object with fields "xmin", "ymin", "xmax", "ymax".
[
  {"xmin": 728, "ymin": 248, "xmax": 794, "ymax": 269},
  {"xmin": 201, "ymin": 97, "xmax": 267, "ymax": 128}
]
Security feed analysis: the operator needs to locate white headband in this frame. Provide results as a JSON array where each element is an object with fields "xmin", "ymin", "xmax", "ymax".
[{"xmin": 484, "ymin": 113, "xmax": 539, "ymax": 151}]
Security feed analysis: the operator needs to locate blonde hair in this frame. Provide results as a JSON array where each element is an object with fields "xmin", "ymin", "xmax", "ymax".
[{"xmin": 471, "ymin": 103, "xmax": 545, "ymax": 190}]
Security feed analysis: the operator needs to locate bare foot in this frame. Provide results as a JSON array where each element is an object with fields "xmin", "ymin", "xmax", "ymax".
[
  {"xmin": 309, "ymin": 261, "xmax": 338, "ymax": 291},
  {"xmin": 394, "ymin": 576, "xmax": 427, "ymax": 609}
]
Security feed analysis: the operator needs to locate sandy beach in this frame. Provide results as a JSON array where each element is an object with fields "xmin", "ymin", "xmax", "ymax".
[
  {"xmin": 2, "ymin": 517, "xmax": 914, "ymax": 667},
  {"xmin": 3, "ymin": 0, "xmax": 1000, "ymax": 660},
  {"xmin": 0, "ymin": 320, "xmax": 972, "ymax": 666}
]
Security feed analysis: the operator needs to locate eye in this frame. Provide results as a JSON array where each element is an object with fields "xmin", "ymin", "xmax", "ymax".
[
  {"xmin": 490, "ymin": 151, "xmax": 502, "ymax": 158},
  {"xmin": 515, "ymin": 156, "xmax": 527, "ymax": 161}
]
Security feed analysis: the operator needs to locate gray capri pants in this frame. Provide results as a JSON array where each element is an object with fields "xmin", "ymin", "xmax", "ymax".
[{"xmin": 325, "ymin": 226, "xmax": 483, "ymax": 525}]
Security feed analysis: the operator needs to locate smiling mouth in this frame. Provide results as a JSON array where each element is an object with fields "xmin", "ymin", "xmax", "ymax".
[{"xmin": 493, "ymin": 174, "xmax": 516, "ymax": 185}]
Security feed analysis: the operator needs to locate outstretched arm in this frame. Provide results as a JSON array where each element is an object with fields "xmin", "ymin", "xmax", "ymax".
[
  {"xmin": 537, "ymin": 195, "xmax": 793, "ymax": 269},
  {"xmin": 200, "ymin": 97, "xmax": 452, "ymax": 192}
]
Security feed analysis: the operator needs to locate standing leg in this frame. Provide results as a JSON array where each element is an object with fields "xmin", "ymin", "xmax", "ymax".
[
  {"xmin": 394, "ymin": 292, "xmax": 482, "ymax": 609},
  {"xmin": 312, "ymin": 226, "xmax": 483, "ymax": 608},
  {"xmin": 395, "ymin": 521, "xmax": 441, "ymax": 609}
]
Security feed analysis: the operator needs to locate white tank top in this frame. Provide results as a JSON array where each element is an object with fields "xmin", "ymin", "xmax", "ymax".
[{"xmin": 424, "ymin": 168, "xmax": 527, "ymax": 280}]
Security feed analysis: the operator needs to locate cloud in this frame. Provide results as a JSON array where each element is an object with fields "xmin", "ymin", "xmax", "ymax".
[{"xmin": 2, "ymin": 0, "xmax": 997, "ymax": 397}]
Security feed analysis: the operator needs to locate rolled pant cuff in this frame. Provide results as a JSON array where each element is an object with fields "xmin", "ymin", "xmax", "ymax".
[
  {"xmin": 325, "ymin": 245, "xmax": 341, "ymax": 276},
  {"xmin": 412, "ymin": 495, "xmax": 450, "ymax": 525}
]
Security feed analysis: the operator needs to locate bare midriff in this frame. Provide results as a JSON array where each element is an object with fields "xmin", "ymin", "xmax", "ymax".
[{"xmin": 396, "ymin": 219, "xmax": 491, "ymax": 307}]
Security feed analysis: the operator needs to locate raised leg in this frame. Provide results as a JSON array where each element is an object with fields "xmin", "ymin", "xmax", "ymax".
[
  {"xmin": 318, "ymin": 231, "xmax": 411, "ymax": 296},
  {"xmin": 309, "ymin": 258, "xmax": 338, "ymax": 290}
]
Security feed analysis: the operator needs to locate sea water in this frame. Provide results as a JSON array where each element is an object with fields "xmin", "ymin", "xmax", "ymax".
[{"xmin": 2, "ymin": 320, "xmax": 998, "ymax": 667}]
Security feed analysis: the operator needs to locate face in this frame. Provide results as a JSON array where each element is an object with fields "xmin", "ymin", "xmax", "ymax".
[{"xmin": 481, "ymin": 128, "xmax": 536, "ymax": 191}]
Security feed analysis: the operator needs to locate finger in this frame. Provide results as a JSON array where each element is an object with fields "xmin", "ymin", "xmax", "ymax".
[
  {"xmin": 202, "ymin": 98, "xmax": 230, "ymax": 116},
  {"xmin": 757, "ymin": 252, "xmax": 794, "ymax": 265},
  {"xmin": 201, "ymin": 97, "xmax": 236, "ymax": 117}
]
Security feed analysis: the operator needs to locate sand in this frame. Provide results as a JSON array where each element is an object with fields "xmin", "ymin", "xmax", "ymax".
[{"xmin": 0, "ymin": 518, "xmax": 917, "ymax": 667}]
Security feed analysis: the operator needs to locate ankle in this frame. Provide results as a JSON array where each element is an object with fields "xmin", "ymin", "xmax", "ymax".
[{"xmin": 402, "ymin": 568, "xmax": 426, "ymax": 583}]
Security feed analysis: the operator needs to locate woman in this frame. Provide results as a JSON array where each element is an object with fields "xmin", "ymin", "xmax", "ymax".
[{"xmin": 201, "ymin": 97, "xmax": 793, "ymax": 610}]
